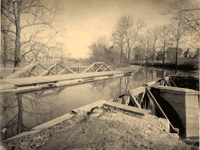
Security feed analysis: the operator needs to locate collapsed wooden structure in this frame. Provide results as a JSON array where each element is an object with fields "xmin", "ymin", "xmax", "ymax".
[
  {"xmin": 0, "ymin": 62, "xmax": 132, "ymax": 95},
  {"xmin": 119, "ymin": 75, "xmax": 199, "ymax": 138},
  {"xmin": 1, "ymin": 62, "xmax": 198, "ymax": 139}
]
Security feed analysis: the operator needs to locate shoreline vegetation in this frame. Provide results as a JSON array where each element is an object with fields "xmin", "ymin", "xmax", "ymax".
[{"xmin": 130, "ymin": 59, "xmax": 199, "ymax": 72}]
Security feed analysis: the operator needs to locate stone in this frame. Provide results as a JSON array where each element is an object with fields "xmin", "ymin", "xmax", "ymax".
[
  {"xmin": 158, "ymin": 118, "xmax": 170, "ymax": 132},
  {"xmin": 170, "ymin": 133, "xmax": 179, "ymax": 139}
]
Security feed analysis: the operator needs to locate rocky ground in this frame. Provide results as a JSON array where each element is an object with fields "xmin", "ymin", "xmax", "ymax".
[{"xmin": 2, "ymin": 105, "xmax": 199, "ymax": 150}]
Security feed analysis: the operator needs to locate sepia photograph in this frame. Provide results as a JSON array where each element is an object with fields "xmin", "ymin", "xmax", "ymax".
[{"xmin": 0, "ymin": 0, "xmax": 199, "ymax": 149}]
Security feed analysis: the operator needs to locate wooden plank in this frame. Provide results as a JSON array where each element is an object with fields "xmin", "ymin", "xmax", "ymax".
[
  {"xmin": 6, "ymin": 62, "xmax": 38, "ymax": 79},
  {"xmin": 129, "ymin": 87, "xmax": 145, "ymax": 97},
  {"xmin": 2, "ymin": 71, "xmax": 131, "ymax": 86},
  {"xmin": 143, "ymin": 81, "xmax": 157, "ymax": 86},
  {"xmin": 0, "ymin": 72, "xmax": 132, "ymax": 94},
  {"xmin": 72, "ymin": 100, "xmax": 106, "ymax": 113},
  {"xmin": 104, "ymin": 101, "xmax": 151, "ymax": 115},
  {"xmin": 3, "ymin": 130, "xmax": 41, "ymax": 142},
  {"xmin": 33, "ymin": 113, "xmax": 73, "ymax": 130}
]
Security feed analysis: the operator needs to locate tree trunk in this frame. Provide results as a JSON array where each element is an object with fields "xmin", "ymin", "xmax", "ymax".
[
  {"xmin": 163, "ymin": 28, "xmax": 166, "ymax": 63},
  {"xmin": 17, "ymin": 95, "xmax": 23, "ymax": 134},
  {"xmin": 14, "ymin": 1, "xmax": 21, "ymax": 67},
  {"xmin": 125, "ymin": 47, "xmax": 127, "ymax": 65},
  {"xmin": 120, "ymin": 45, "xmax": 123, "ymax": 64},
  {"xmin": 152, "ymin": 52, "xmax": 154, "ymax": 64},
  {"xmin": 163, "ymin": 44, "xmax": 165, "ymax": 63},
  {"xmin": 127, "ymin": 47, "xmax": 131, "ymax": 66},
  {"xmin": 175, "ymin": 42, "xmax": 179, "ymax": 68},
  {"xmin": 2, "ymin": 34, "xmax": 7, "ymax": 67}
]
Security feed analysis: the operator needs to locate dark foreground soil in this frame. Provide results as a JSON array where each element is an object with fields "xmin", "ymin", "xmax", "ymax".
[{"xmin": 2, "ymin": 107, "xmax": 199, "ymax": 150}]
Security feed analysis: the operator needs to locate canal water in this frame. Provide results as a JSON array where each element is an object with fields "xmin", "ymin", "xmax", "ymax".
[{"xmin": 0, "ymin": 65, "xmax": 197, "ymax": 140}]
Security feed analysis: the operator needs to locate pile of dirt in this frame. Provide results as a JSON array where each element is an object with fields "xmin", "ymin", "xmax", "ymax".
[
  {"xmin": 3, "ymin": 107, "xmax": 199, "ymax": 150},
  {"xmin": 37, "ymin": 108, "xmax": 198, "ymax": 150}
]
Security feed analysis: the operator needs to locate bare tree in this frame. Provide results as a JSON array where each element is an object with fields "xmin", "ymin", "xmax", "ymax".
[
  {"xmin": 89, "ymin": 36, "xmax": 114, "ymax": 63},
  {"xmin": 1, "ymin": 0, "xmax": 60, "ymax": 67},
  {"xmin": 126, "ymin": 18, "xmax": 146, "ymax": 65},
  {"xmin": 133, "ymin": 46, "xmax": 146, "ymax": 63},
  {"xmin": 1, "ymin": 0, "xmax": 15, "ymax": 67},
  {"xmin": 139, "ymin": 30, "xmax": 151, "ymax": 64},
  {"xmin": 157, "ymin": 24, "xmax": 173, "ymax": 63},
  {"xmin": 167, "ymin": 0, "xmax": 200, "ymax": 37},
  {"xmin": 1, "ymin": 0, "xmax": 61, "ymax": 135},
  {"xmin": 168, "ymin": 14, "xmax": 190, "ymax": 67},
  {"xmin": 112, "ymin": 15, "xmax": 145, "ymax": 65},
  {"xmin": 112, "ymin": 15, "xmax": 132, "ymax": 64},
  {"xmin": 149, "ymin": 26, "xmax": 159, "ymax": 64}
]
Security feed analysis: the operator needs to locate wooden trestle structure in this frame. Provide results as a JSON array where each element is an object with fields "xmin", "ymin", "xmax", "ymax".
[{"xmin": 0, "ymin": 62, "xmax": 134, "ymax": 95}]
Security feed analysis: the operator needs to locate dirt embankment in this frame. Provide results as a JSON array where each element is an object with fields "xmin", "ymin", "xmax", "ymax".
[{"xmin": 2, "ymin": 107, "xmax": 199, "ymax": 150}]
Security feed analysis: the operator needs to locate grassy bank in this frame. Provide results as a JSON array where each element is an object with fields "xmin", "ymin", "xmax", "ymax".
[{"xmin": 130, "ymin": 58, "xmax": 199, "ymax": 71}]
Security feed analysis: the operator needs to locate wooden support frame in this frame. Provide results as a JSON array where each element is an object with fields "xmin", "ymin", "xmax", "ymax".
[
  {"xmin": 82, "ymin": 62, "xmax": 112, "ymax": 73},
  {"xmin": 129, "ymin": 95, "xmax": 141, "ymax": 108},
  {"xmin": 6, "ymin": 62, "xmax": 39, "ymax": 79},
  {"xmin": 145, "ymin": 86, "xmax": 179, "ymax": 133}
]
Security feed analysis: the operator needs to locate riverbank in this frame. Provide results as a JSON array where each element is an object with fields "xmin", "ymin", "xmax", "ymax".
[
  {"xmin": 130, "ymin": 59, "xmax": 199, "ymax": 71},
  {"xmin": 2, "ymin": 100, "xmax": 199, "ymax": 150}
]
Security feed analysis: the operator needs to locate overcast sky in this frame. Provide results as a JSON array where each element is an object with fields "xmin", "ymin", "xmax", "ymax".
[{"xmin": 55, "ymin": 0, "xmax": 173, "ymax": 58}]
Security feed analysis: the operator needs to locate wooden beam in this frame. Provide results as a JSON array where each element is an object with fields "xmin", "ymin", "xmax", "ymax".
[
  {"xmin": 58, "ymin": 69, "xmax": 66, "ymax": 75},
  {"xmin": 0, "ymin": 71, "xmax": 133, "ymax": 94},
  {"xmin": 26, "ymin": 70, "xmax": 36, "ymax": 77},
  {"xmin": 6, "ymin": 62, "xmax": 38, "ymax": 79},
  {"xmin": 90, "ymin": 67, "xmax": 94, "ymax": 72},
  {"xmin": 57, "ymin": 63, "xmax": 75, "ymax": 74},
  {"xmin": 139, "ymin": 91, "xmax": 145, "ymax": 105},
  {"xmin": 72, "ymin": 100, "xmax": 106, "ymax": 114},
  {"xmin": 95, "ymin": 64, "xmax": 104, "ymax": 72},
  {"xmin": 129, "ymin": 87, "xmax": 145, "ymax": 97},
  {"xmin": 39, "ymin": 64, "xmax": 56, "ymax": 76},
  {"xmin": 104, "ymin": 101, "xmax": 150, "ymax": 115},
  {"xmin": 82, "ymin": 62, "xmax": 111, "ymax": 73},
  {"xmin": 145, "ymin": 86, "xmax": 179, "ymax": 133},
  {"xmin": 129, "ymin": 95, "xmax": 141, "ymax": 108},
  {"xmin": 28, "ymin": 65, "xmax": 36, "ymax": 77},
  {"xmin": 169, "ymin": 77, "xmax": 177, "ymax": 87},
  {"xmin": 2, "ymin": 71, "xmax": 132, "ymax": 86},
  {"xmin": 82, "ymin": 62, "xmax": 96, "ymax": 73},
  {"xmin": 103, "ymin": 63, "xmax": 112, "ymax": 71}
]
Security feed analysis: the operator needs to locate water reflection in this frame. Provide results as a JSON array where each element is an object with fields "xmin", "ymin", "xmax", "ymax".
[{"xmin": 0, "ymin": 66, "xmax": 193, "ymax": 140}]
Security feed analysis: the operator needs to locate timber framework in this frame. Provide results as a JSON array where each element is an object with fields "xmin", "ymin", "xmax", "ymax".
[{"xmin": 0, "ymin": 62, "xmax": 134, "ymax": 95}]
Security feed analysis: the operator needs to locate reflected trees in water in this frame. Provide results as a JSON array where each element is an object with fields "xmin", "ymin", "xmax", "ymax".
[
  {"xmin": 89, "ymin": 76, "xmax": 132, "ymax": 102},
  {"xmin": 0, "ymin": 91, "xmax": 63, "ymax": 140}
]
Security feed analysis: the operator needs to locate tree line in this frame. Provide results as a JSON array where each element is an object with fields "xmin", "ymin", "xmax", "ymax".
[{"xmin": 88, "ymin": 0, "xmax": 199, "ymax": 67}]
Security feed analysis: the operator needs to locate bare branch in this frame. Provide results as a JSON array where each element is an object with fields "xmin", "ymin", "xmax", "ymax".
[
  {"xmin": 1, "ymin": 5, "xmax": 14, "ymax": 14},
  {"xmin": 1, "ymin": 10, "xmax": 15, "ymax": 24},
  {"xmin": 1, "ymin": 30, "xmax": 16, "ymax": 35}
]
